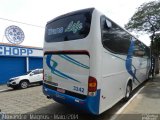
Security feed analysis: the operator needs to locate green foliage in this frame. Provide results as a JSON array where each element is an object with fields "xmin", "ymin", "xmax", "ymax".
[
  {"xmin": 125, "ymin": 0, "xmax": 160, "ymax": 57},
  {"xmin": 125, "ymin": 0, "xmax": 160, "ymax": 34}
]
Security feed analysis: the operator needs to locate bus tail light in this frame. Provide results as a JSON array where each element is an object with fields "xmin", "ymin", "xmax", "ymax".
[{"xmin": 88, "ymin": 76, "xmax": 97, "ymax": 96}]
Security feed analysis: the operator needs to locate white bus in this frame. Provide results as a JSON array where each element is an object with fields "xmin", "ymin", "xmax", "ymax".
[{"xmin": 43, "ymin": 8, "xmax": 151, "ymax": 115}]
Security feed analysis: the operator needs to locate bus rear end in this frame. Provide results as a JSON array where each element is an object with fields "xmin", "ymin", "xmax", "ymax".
[{"xmin": 43, "ymin": 8, "xmax": 101, "ymax": 115}]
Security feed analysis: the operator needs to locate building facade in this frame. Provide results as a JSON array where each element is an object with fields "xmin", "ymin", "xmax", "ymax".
[{"xmin": 0, "ymin": 43, "xmax": 43, "ymax": 84}]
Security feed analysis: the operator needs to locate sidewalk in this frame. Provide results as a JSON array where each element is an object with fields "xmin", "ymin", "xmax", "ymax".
[
  {"xmin": 115, "ymin": 75, "xmax": 160, "ymax": 120},
  {"xmin": 0, "ymin": 84, "xmax": 11, "ymax": 92}
]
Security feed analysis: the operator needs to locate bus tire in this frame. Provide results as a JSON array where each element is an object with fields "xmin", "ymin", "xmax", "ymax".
[{"xmin": 123, "ymin": 82, "xmax": 132, "ymax": 102}]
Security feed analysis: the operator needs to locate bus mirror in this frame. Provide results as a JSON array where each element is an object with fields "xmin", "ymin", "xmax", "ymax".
[{"xmin": 106, "ymin": 19, "xmax": 112, "ymax": 28}]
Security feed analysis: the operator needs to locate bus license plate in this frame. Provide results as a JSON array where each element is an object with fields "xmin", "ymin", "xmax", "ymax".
[{"xmin": 57, "ymin": 88, "xmax": 65, "ymax": 93}]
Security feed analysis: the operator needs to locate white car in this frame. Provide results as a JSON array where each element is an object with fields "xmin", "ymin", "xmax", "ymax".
[{"xmin": 7, "ymin": 69, "xmax": 43, "ymax": 89}]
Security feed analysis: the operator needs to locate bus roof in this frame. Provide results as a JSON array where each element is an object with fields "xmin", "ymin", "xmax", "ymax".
[{"xmin": 46, "ymin": 8, "xmax": 95, "ymax": 25}]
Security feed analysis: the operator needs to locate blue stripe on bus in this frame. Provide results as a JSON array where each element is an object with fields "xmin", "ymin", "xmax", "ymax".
[
  {"xmin": 125, "ymin": 38, "xmax": 140, "ymax": 83},
  {"xmin": 59, "ymin": 54, "xmax": 89, "ymax": 69},
  {"xmin": 106, "ymin": 38, "xmax": 140, "ymax": 83},
  {"xmin": 46, "ymin": 55, "xmax": 81, "ymax": 83}
]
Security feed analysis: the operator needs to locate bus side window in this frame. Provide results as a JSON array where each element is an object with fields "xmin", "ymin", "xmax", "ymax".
[
  {"xmin": 133, "ymin": 40, "xmax": 145, "ymax": 57},
  {"xmin": 101, "ymin": 16, "xmax": 131, "ymax": 55},
  {"xmin": 142, "ymin": 44, "xmax": 150, "ymax": 58}
]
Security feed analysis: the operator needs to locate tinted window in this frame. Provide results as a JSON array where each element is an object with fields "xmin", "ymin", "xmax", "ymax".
[
  {"xmin": 26, "ymin": 70, "xmax": 31, "ymax": 75},
  {"xmin": 39, "ymin": 69, "xmax": 43, "ymax": 73},
  {"xmin": 45, "ymin": 11, "xmax": 92, "ymax": 42},
  {"xmin": 32, "ymin": 70, "xmax": 39, "ymax": 75},
  {"xmin": 133, "ymin": 40, "xmax": 150, "ymax": 58},
  {"xmin": 101, "ymin": 16, "xmax": 131, "ymax": 54}
]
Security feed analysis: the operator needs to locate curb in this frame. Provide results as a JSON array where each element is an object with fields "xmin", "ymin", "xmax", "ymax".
[{"xmin": 0, "ymin": 88, "xmax": 11, "ymax": 92}]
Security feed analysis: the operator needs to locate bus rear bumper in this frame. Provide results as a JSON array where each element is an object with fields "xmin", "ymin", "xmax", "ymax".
[{"xmin": 43, "ymin": 86, "xmax": 100, "ymax": 115}]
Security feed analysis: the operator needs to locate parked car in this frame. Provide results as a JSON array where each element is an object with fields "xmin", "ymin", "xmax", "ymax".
[{"xmin": 7, "ymin": 69, "xmax": 43, "ymax": 89}]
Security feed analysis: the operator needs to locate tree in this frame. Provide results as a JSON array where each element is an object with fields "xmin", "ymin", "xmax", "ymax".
[
  {"xmin": 151, "ymin": 34, "xmax": 160, "ymax": 56},
  {"xmin": 151, "ymin": 33, "xmax": 160, "ymax": 74},
  {"xmin": 125, "ymin": 1, "xmax": 160, "ymax": 34},
  {"xmin": 125, "ymin": 0, "xmax": 160, "ymax": 74}
]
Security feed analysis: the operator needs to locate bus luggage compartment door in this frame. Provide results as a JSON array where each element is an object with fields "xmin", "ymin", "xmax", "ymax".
[{"xmin": 44, "ymin": 53, "xmax": 89, "ymax": 96}]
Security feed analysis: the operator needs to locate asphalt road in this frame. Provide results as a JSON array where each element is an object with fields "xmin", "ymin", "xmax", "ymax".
[
  {"xmin": 0, "ymin": 79, "xmax": 152, "ymax": 120},
  {"xmin": 0, "ymin": 85, "xmax": 127, "ymax": 120}
]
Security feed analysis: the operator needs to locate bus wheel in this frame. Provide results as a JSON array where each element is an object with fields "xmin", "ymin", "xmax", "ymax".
[{"xmin": 123, "ymin": 83, "xmax": 132, "ymax": 102}]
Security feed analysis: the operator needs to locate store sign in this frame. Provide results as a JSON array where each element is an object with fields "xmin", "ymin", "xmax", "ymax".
[
  {"xmin": 0, "ymin": 46, "xmax": 42, "ymax": 57},
  {"xmin": 5, "ymin": 25, "xmax": 25, "ymax": 45}
]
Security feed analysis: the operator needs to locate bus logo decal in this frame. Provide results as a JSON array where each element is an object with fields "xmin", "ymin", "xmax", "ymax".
[
  {"xmin": 65, "ymin": 21, "xmax": 83, "ymax": 33},
  {"xmin": 46, "ymin": 55, "xmax": 81, "ymax": 83},
  {"xmin": 126, "ymin": 38, "xmax": 140, "ymax": 83}
]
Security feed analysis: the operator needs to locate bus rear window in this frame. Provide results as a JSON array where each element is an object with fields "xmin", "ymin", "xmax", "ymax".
[{"xmin": 45, "ymin": 12, "xmax": 92, "ymax": 42}]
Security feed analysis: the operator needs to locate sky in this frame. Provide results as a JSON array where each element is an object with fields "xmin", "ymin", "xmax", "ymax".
[{"xmin": 0, "ymin": 0, "xmax": 153, "ymax": 47}]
